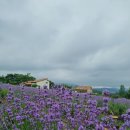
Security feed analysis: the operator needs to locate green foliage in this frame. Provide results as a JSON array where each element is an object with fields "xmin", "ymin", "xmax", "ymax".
[
  {"xmin": 110, "ymin": 85, "xmax": 130, "ymax": 99},
  {"xmin": 31, "ymin": 83, "xmax": 38, "ymax": 88},
  {"xmin": 125, "ymin": 88, "xmax": 130, "ymax": 99},
  {"xmin": 97, "ymin": 100, "xmax": 103, "ymax": 107},
  {"xmin": 110, "ymin": 93, "xmax": 120, "ymax": 98},
  {"xmin": 0, "ymin": 89, "xmax": 9, "ymax": 99},
  {"xmin": 0, "ymin": 73, "xmax": 36, "ymax": 85},
  {"xmin": 63, "ymin": 84, "xmax": 72, "ymax": 89},
  {"xmin": 119, "ymin": 84, "xmax": 126, "ymax": 97},
  {"xmin": 0, "ymin": 75, "xmax": 5, "ymax": 83},
  {"xmin": 109, "ymin": 102, "xmax": 127, "ymax": 116},
  {"xmin": 49, "ymin": 80, "xmax": 55, "ymax": 89},
  {"xmin": 93, "ymin": 89, "xmax": 102, "ymax": 95}
]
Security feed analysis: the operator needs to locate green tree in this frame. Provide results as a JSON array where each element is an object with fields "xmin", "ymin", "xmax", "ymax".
[
  {"xmin": 0, "ymin": 75, "xmax": 5, "ymax": 83},
  {"xmin": 119, "ymin": 84, "xmax": 126, "ymax": 97},
  {"xmin": 0, "ymin": 73, "xmax": 36, "ymax": 85},
  {"xmin": 49, "ymin": 80, "xmax": 55, "ymax": 89},
  {"xmin": 62, "ymin": 83, "xmax": 72, "ymax": 89},
  {"xmin": 126, "ymin": 88, "xmax": 130, "ymax": 99},
  {"xmin": 31, "ymin": 83, "xmax": 38, "ymax": 88},
  {"xmin": 93, "ymin": 89, "xmax": 102, "ymax": 95}
]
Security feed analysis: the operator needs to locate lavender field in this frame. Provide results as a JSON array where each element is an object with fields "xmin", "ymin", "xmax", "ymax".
[{"xmin": 0, "ymin": 84, "xmax": 130, "ymax": 130}]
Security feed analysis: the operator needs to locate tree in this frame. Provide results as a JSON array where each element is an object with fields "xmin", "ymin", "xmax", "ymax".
[
  {"xmin": 126, "ymin": 88, "xmax": 130, "ymax": 99},
  {"xmin": 0, "ymin": 75, "xmax": 5, "ymax": 83},
  {"xmin": 49, "ymin": 80, "xmax": 55, "ymax": 89},
  {"xmin": 62, "ymin": 83, "xmax": 72, "ymax": 89},
  {"xmin": 31, "ymin": 83, "xmax": 38, "ymax": 88},
  {"xmin": 119, "ymin": 84, "xmax": 126, "ymax": 97},
  {"xmin": 0, "ymin": 73, "xmax": 36, "ymax": 85},
  {"xmin": 93, "ymin": 89, "xmax": 102, "ymax": 95}
]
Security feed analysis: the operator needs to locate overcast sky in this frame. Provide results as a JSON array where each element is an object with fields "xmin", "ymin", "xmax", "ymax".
[{"xmin": 0, "ymin": 0, "xmax": 130, "ymax": 87}]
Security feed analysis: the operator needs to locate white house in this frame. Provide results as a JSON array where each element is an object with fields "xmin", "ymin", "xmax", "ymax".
[
  {"xmin": 36, "ymin": 79, "xmax": 50, "ymax": 89},
  {"xmin": 24, "ymin": 78, "xmax": 50, "ymax": 89}
]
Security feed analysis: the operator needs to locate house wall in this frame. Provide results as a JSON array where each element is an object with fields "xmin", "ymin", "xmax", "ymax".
[
  {"xmin": 87, "ymin": 89, "xmax": 92, "ymax": 93},
  {"xmin": 75, "ymin": 88, "xmax": 92, "ymax": 93},
  {"xmin": 36, "ymin": 80, "xmax": 50, "ymax": 89}
]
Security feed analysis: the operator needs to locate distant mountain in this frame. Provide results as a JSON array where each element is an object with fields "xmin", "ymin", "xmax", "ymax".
[{"xmin": 93, "ymin": 86, "xmax": 119, "ymax": 93}]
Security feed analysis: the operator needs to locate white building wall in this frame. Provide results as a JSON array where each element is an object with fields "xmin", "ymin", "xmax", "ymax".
[{"xmin": 36, "ymin": 80, "xmax": 50, "ymax": 89}]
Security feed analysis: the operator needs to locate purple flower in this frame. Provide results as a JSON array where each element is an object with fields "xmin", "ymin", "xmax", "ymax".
[
  {"xmin": 96, "ymin": 124, "xmax": 104, "ymax": 130},
  {"xmin": 126, "ymin": 109, "xmax": 130, "ymax": 115},
  {"xmin": 16, "ymin": 115, "xmax": 22, "ymax": 121},
  {"xmin": 78, "ymin": 125, "xmax": 84, "ymax": 130},
  {"xmin": 102, "ymin": 89, "xmax": 110, "ymax": 96},
  {"xmin": 58, "ymin": 121, "xmax": 64, "ymax": 130},
  {"xmin": 103, "ymin": 97, "xmax": 109, "ymax": 103}
]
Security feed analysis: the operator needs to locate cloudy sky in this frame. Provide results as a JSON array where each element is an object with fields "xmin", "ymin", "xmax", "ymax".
[{"xmin": 0, "ymin": 0, "xmax": 130, "ymax": 87}]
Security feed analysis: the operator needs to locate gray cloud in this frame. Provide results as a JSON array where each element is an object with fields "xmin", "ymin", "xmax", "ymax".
[{"xmin": 0, "ymin": 0, "xmax": 130, "ymax": 86}]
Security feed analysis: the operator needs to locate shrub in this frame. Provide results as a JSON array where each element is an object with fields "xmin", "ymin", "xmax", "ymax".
[
  {"xmin": 0, "ymin": 89, "xmax": 9, "ymax": 99},
  {"xmin": 111, "ymin": 93, "xmax": 120, "ymax": 98},
  {"xmin": 109, "ymin": 102, "xmax": 127, "ymax": 116},
  {"xmin": 31, "ymin": 83, "xmax": 38, "ymax": 88}
]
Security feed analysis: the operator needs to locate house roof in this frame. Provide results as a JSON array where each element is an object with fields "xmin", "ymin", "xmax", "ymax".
[
  {"xmin": 75, "ymin": 86, "xmax": 92, "ymax": 90},
  {"xmin": 24, "ymin": 78, "xmax": 48, "ymax": 84},
  {"xmin": 32, "ymin": 78, "xmax": 48, "ymax": 83},
  {"xmin": 24, "ymin": 83, "xmax": 32, "ymax": 85}
]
